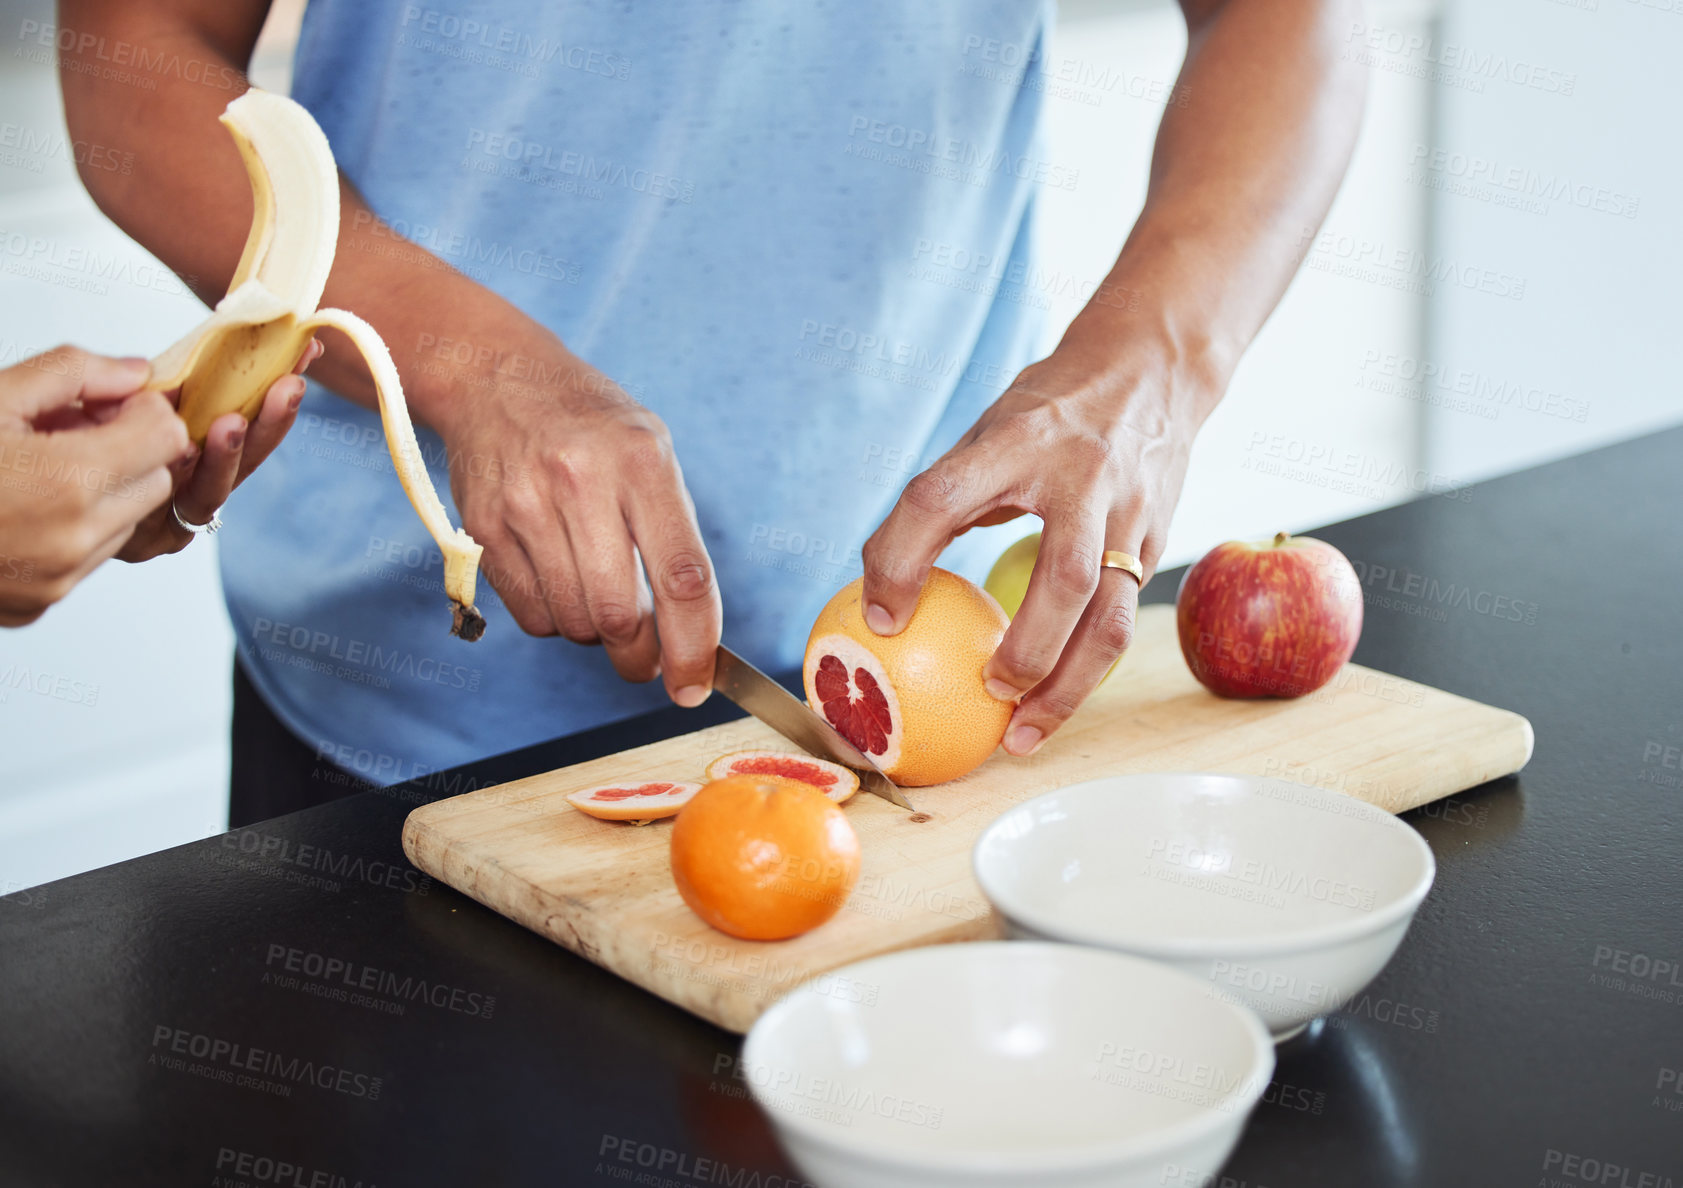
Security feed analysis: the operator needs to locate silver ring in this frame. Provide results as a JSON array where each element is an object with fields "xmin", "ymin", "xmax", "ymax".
[{"xmin": 171, "ymin": 501, "xmax": 223, "ymax": 536}]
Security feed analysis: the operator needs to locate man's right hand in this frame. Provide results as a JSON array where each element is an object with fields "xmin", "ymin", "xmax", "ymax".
[{"xmin": 429, "ymin": 339, "xmax": 721, "ymax": 707}]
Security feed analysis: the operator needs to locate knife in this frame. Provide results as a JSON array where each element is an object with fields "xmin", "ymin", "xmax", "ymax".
[{"xmin": 712, "ymin": 645, "xmax": 915, "ymax": 811}]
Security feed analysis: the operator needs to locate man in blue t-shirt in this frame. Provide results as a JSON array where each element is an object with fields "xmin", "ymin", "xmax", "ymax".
[{"xmin": 61, "ymin": 0, "xmax": 1365, "ymax": 821}]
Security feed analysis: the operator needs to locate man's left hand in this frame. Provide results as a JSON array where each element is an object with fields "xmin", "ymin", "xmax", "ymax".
[{"xmin": 860, "ymin": 345, "xmax": 1198, "ymax": 757}]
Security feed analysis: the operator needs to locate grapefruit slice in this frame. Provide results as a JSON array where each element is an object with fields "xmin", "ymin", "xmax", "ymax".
[
  {"xmin": 704, "ymin": 750, "xmax": 861, "ymax": 805},
  {"xmin": 566, "ymin": 780, "xmax": 703, "ymax": 823}
]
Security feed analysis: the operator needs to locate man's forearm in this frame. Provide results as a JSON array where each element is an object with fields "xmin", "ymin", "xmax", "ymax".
[
  {"xmin": 56, "ymin": 0, "xmax": 556, "ymax": 438},
  {"xmin": 1059, "ymin": 0, "xmax": 1367, "ymax": 426}
]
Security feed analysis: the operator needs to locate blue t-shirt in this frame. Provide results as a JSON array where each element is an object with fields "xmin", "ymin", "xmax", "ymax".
[{"xmin": 224, "ymin": 0, "xmax": 1056, "ymax": 781}]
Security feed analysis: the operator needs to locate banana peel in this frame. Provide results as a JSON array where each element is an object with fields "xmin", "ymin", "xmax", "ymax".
[{"xmin": 146, "ymin": 88, "xmax": 484, "ymax": 641}]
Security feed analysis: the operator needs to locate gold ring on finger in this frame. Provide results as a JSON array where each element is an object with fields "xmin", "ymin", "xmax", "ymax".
[{"xmin": 1100, "ymin": 549, "xmax": 1144, "ymax": 585}]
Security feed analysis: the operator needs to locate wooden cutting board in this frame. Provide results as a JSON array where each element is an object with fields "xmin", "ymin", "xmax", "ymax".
[{"xmin": 402, "ymin": 604, "xmax": 1532, "ymax": 1033}]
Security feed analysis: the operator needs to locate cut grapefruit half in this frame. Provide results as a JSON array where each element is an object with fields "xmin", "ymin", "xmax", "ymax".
[
  {"xmin": 704, "ymin": 750, "xmax": 861, "ymax": 805},
  {"xmin": 566, "ymin": 780, "xmax": 703, "ymax": 823},
  {"xmin": 803, "ymin": 568, "xmax": 1012, "ymax": 786}
]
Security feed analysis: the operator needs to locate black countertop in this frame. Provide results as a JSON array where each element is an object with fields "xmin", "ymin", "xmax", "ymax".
[{"xmin": 3, "ymin": 428, "xmax": 1682, "ymax": 1188}]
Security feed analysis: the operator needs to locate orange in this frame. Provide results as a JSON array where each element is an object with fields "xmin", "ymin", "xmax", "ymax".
[
  {"xmin": 802, "ymin": 568, "xmax": 1012, "ymax": 786},
  {"xmin": 669, "ymin": 775, "xmax": 862, "ymax": 941}
]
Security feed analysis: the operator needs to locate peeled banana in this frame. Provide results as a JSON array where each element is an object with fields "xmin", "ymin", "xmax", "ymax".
[{"xmin": 145, "ymin": 89, "xmax": 485, "ymax": 641}]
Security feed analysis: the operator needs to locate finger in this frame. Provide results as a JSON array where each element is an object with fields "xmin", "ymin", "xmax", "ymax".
[
  {"xmin": 564, "ymin": 499, "xmax": 660, "ymax": 682},
  {"xmin": 172, "ymin": 412, "xmax": 245, "ymax": 529},
  {"xmin": 507, "ymin": 514, "xmax": 598, "ymax": 644},
  {"xmin": 983, "ymin": 507, "xmax": 1103, "ymax": 702},
  {"xmin": 31, "ymin": 403, "xmax": 103, "ymax": 433},
  {"xmin": 1002, "ymin": 566, "xmax": 1140, "ymax": 756},
  {"xmin": 626, "ymin": 475, "xmax": 720, "ymax": 708},
  {"xmin": 81, "ymin": 463, "xmax": 174, "ymax": 548},
  {"xmin": 62, "ymin": 515, "xmax": 145, "ymax": 588},
  {"xmin": 21, "ymin": 511, "xmax": 144, "ymax": 615},
  {"xmin": 0, "ymin": 604, "xmax": 47, "ymax": 628},
  {"xmin": 500, "ymin": 481, "xmax": 596, "ymax": 642},
  {"xmin": 860, "ymin": 459, "xmax": 985, "ymax": 636},
  {"xmin": 80, "ymin": 391, "xmax": 191, "ymax": 495},
  {"xmin": 33, "ymin": 379, "xmax": 137, "ymax": 430},
  {"xmin": 293, "ymin": 337, "xmax": 324, "ymax": 376},
  {"xmin": 478, "ymin": 519, "xmax": 558, "ymax": 637},
  {"xmin": 2, "ymin": 348, "xmax": 151, "ymax": 422},
  {"xmin": 235, "ymin": 373, "xmax": 305, "ymax": 485},
  {"xmin": 152, "ymin": 441, "xmax": 203, "ymax": 543}
]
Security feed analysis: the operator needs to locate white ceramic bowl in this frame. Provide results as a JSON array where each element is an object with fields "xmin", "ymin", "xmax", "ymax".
[
  {"xmin": 741, "ymin": 941, "xmax": 1273, "ymax": 1188},
  {"xmin": 973, "ymin": 774, "xmax": 1436, "ymax": 1040}
]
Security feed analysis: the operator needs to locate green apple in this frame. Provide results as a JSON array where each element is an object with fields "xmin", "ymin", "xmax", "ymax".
[{"xmin": 983, "ymin": 532, "xmax": 1040, "ymax": 618}]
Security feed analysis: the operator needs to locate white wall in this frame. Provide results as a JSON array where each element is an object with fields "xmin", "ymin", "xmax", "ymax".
[
  {"xmin": 1417, "ymin": 0, "xmax": 1681, "ymax": 478},
  {"xmin": 1040, "ymin": 0, "xmax": 1439, "ymax": 570}
]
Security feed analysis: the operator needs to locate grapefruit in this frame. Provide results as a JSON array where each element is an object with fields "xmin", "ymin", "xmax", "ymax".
[
  {"xmin": 704, "ymin": 750, "xmax": 860, "ymax": 805},
  {"xmin": 669, "ymin": 775, "xmax": 861, "ymax": 941},
  {"xmin": 567, "ymin": 780, "xmax": 702, "ymax": 823},
  {"xmin": 802, "ymin": 568, "xmax": 1011, "ymax": 786}
]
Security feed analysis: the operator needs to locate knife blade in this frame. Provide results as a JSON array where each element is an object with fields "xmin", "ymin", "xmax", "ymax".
[{"xmin": 712, "ymin": 645, "xmax": 915, "ymax": 811}]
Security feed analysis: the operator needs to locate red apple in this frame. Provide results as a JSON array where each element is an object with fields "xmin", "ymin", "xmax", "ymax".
[{"xmin": 1176, "ymin": 532, "xmax": 1363, "ymax": 698}]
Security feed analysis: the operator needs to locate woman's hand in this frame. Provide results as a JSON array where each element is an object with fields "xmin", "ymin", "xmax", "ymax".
[
  {"xmin": 861, "ymin": 341, "xmax": 1205, "ymax": 756},
  {"xmin": 0, "ymin": 347, "xmax": 186, "ymax": 626},
  {"xmin": 0, "ymin": 341, "xmax": 317, "ymax": 626},
  {"xmin": 115, "ymin": 338, "xmax": 319, "ymax": 561}
]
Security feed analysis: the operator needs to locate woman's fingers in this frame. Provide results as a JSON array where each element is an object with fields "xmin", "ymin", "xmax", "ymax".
[
  {"xmin": 235, "ymin": 373, "xmax": 305, "ymax": 485},
  {"xmin": 62, "ymin": 516, "xmax": 148, "ymax": 592},
  {"xmin": 81, "ymin": 391, "xmax": 188, "ymax": 512},
  {"xmin": 171, "ymin": 412, "xmax": 245, "ymax": 530},
  {"xmin": 2, "ymin": 347, "xmax": 151, "ymax": 424},
  {"xmin": 164, "ymin": 371, "xmax": 307, "ymax": 544},
  {"xmin": 292, "ymin": 337, "xmax": 323, "ymax": 376}
]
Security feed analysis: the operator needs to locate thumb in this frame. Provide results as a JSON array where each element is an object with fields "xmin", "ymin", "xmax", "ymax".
[{"xmin": 1, "ymin": 347, "xmax": 152, "ymax": 423}]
